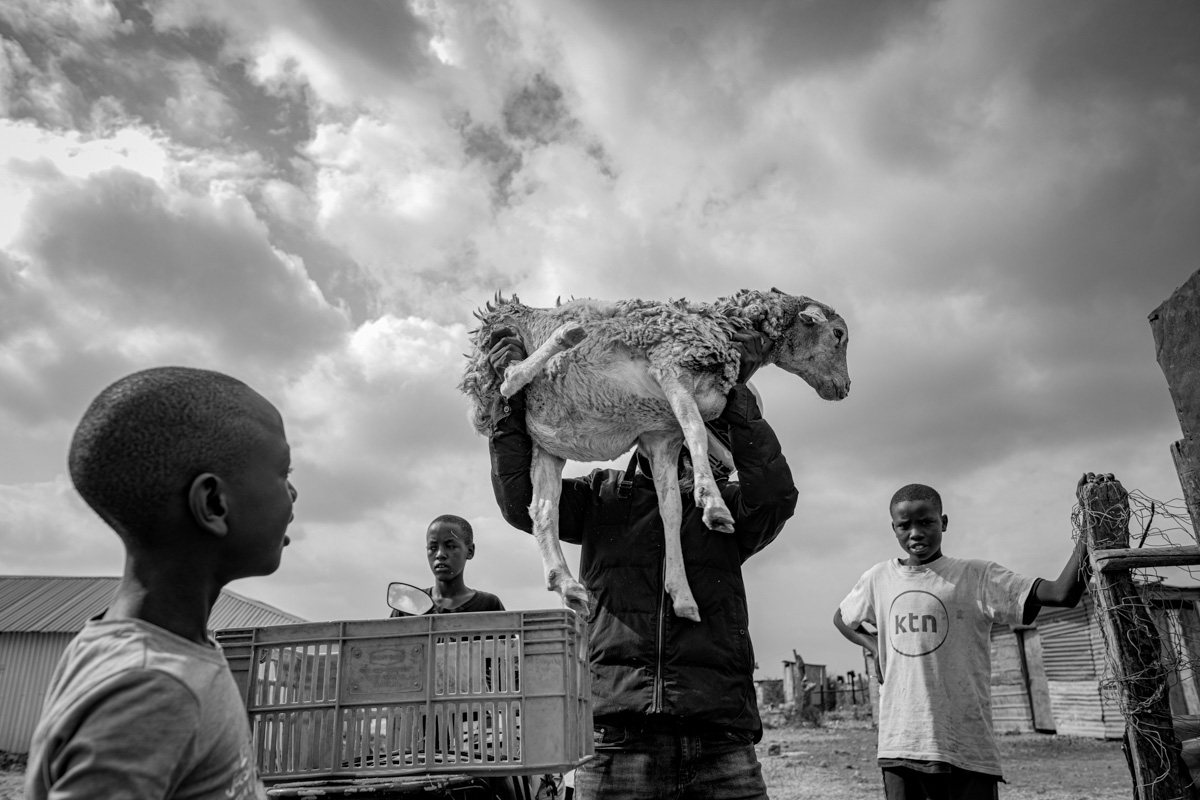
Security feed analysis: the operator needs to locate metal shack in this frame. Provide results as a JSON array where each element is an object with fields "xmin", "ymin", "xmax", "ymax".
[
  {"xmin": 0, "ymin": 575, "xmax": 305, "ymax": 753},
  {"xmin": 989, "ymin": 585, "xmax": 1200, "ymax": 738}
]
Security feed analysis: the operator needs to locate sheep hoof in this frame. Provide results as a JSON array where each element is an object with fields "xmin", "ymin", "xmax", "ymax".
[
  {"xmin": 559, "ymin": 579, "xmax": 591, "ymax": 618},
  {"xmin": 554, "ymin": 322, "xmax": 587, "ymax": 349},
  {"xmin": 673, "ymin": 597, "xmax": 701, "ymax": 622},
  {"xmin": 499, "ymin": 364, "xmax": 523, "ymax": 398},
  {"xmin": 703, "ymin": 505, "xmax": 736, "ymax": 534}
]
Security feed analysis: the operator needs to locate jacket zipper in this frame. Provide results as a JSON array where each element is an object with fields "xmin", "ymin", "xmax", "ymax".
[{"xmin": 652, "ymin": 554, "xmax": 666, "ymax": 712}]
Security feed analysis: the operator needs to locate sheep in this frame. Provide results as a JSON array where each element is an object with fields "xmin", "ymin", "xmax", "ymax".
[{"xmin": 460, "ymin": 288, "xmax": 850, "ymax": 621}]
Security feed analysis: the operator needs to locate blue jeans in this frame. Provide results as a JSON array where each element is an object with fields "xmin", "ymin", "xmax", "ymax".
[{"xmin": 574, "ymin": 723, "xmax": 768, "ymax": 800}]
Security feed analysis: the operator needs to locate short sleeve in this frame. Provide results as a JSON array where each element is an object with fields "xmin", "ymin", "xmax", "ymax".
[
  {"xmin": 980, "ymin": 561, "xmax": 1037, "ymax": 625},
  {"xmin": 839, "ymin": 569, "xmax": 878, "ymax": 631},
  {"xmin": 36, "ymin": 671, "xmax": 200, "ymax": 800}
]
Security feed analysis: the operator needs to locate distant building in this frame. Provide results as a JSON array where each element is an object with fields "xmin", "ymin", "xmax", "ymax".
[
  {"xmin": 996, "ymin": 586, "xmax": 1200, "ymax": 739},
  {"xmin": 0, "ymin": 575, "xmax": 305, "ymax": 753}
]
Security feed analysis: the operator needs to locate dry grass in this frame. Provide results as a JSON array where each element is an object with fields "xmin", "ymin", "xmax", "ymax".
[{"xmin": 758, "ymin": 719, "xmax": 1133, "ymax": 800}]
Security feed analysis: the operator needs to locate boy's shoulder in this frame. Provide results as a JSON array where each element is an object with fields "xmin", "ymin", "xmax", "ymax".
[
  {"xmin": 28, "ymin": 619, "xmax": 262, "ymax": 800},
  {"xmin": 56, "ymin": 618, "xmax": 231, "ymax": 702},
  {"xmin": 853, "ymin": 555, "xmax": 1001, "ymax": 583},
  {"xmin": 857, "ymin": 558, "xmax": 900, "ymax": 581},
  {"xmin": 946, "ymin": 556, "xmax": 1014, "ymax": 576}
]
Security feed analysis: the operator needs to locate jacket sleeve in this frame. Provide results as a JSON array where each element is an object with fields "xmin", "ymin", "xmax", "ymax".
[
  {"xmin": 488, "ymin": 392, "xmax": 592, "ymax": 546},
  {"xmin": 717, "ymin": 383, "xmax": 798, "ymax": 560}
]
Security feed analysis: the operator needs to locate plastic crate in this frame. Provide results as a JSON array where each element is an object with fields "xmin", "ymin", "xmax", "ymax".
[{"xmin": 215, "ymin": 610, "xmax": 591, "ymax": 782}]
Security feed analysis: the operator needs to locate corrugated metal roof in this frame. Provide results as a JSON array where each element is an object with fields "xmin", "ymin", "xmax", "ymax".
[{"xmin": 0, "ymin": 576, "xmax": 304, "ymax": 633}]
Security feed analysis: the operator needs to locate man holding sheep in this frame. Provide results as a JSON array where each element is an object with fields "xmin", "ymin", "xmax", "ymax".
[{"xmin": 487, "ymin": 328, "xmax": 796, "ymax": 800}]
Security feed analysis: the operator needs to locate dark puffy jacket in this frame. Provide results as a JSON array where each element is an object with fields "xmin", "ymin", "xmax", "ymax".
[{"xmin": 489, "ymin": 384, "xmax": 797, "ymax": 739}]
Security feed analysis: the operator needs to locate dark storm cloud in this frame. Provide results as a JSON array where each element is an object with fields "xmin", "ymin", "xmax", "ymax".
[
  {"xmin": 582, "ymin": 0, "xmax": 936, "ymax": 75},
  {"xmin": 2, "ymin": 2, "xmax": 313, "ymax": 164},
  {"xmin": 252, "ymin": 200, "xmax": 381, "ymax": 324},
  {"xmin": 456, "ymin": 72, "xmax": 587, "ymax": 206},
  {"xmin": 295, "ymin": 0, "xmax": 433, "ymax": 79},
  {"xmin": 785, "ymin": 296, "xmax": 1179, "ymax": 482},
  {"xmin": 17, "ymin": 168, "xmax": 347, "ymax": 362},
  {"xmin": 1024, "ymin": 1, "xmax": 1200, "ymax": 108},
  {"xmin": 754, "ymin": 0, "xmax": 939, "ymax": 73},
  {"xmin": 847, "ymin": 2, "xmax": 1200, "ymax": 316}
]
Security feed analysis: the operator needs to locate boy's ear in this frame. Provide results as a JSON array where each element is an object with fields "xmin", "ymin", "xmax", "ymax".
[
  {"xmin": 941, "ymin": 514, "xmax": 948, "ymax": 531},
  {"xmin": 467, "ymin": 542, "xmax": 476, "ymax": 560},
  {"xmin": 189, "ymin": 473, "xmax": 230, "ymax": 537}
]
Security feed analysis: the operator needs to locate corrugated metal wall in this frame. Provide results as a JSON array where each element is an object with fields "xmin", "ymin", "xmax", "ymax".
[
  {"xmin": 0, "ymin": 632, "xmax": 72, "ymax": 752},
  {"xmin": 1038, "ymin": 598, "xmax": 1123, "ymax": 739},
  {"xmin": 990, "ymin": 624, "xmax": 1034, "ymax": 734},
  {"xmin": 1039, "ymin": 604, "xmax": 1098, "ymax": 680}
]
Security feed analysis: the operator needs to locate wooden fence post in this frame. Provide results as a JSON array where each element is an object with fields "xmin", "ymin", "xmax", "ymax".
[
  {"xmin": 1082, "ymin": 477, "xmax": 1192, "ymax": 799},
  {"xmin": 1149, "ymin": 267, "xmax": 1200, "ymax": 542}
]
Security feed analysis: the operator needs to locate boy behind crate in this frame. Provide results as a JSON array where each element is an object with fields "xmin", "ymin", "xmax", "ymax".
[
  {"xmin": 834, "ymin": 480, "xmax": 1092, "ymax": 800},
  {"xmin": 25, "ymin": 367, "xmax": 297, "ymax": 800},
  {"xmin": 390, "ymin": 515, "xmax": 504, "ymax": 616}
]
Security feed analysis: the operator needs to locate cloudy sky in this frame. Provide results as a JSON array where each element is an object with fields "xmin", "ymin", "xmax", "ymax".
[{"xmin": 2, "ymin": 0, "xmax": 1199, "ymax": 678}]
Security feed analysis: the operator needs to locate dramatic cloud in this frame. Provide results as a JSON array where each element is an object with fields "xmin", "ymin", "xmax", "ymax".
[{"xmin": 2, "ymin": 0, "xmax": 1198, "ymax": 678}]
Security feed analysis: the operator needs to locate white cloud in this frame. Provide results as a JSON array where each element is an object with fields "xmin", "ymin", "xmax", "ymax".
[{"xmin": 0, "ymin": 478, "xmax": 122, "ymax": 573}]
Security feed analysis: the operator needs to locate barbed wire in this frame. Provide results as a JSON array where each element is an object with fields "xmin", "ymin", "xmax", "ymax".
[{"xmin": 1072, "ymin": 487, "xmax": 1198, "ymax": 798}]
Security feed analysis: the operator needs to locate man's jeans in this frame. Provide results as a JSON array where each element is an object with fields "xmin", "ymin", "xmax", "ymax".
[{"xmin": 574, "ymin": 724, "xmax": 768, "ymax": 800}]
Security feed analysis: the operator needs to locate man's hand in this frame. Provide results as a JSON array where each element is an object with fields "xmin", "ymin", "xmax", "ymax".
[
  {"xmin": 731, "ymin": 331, "xmax": 766, "ymax": 384},
  {"xmin": 486, "ymin": 326, "xmax": 526, "ymax": 380}
]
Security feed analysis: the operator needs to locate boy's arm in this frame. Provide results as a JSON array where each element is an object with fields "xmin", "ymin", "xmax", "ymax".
[
  {"xmin": 833, "ymin": 609, "xmax": 884, "ymax": 684},
  {"xmin": 1022, "ymin": 472, "xmax": 1101, "ymax": 623}
]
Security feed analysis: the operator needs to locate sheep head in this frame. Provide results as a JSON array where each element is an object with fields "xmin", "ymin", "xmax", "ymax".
[{"xmin": 746, "ymin": 289, "xmax": 848, "ymax": 402}]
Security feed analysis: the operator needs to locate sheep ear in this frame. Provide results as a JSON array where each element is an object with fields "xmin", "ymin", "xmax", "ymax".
[{"xmin": 798, "ymin": 304, "xmax": 827, "ymax": 325}]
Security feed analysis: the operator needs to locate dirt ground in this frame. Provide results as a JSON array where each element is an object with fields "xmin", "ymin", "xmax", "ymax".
[
  {"xmin": 0, "ymin": 753, "xmax": 21, "ymax": 800},
  {"xmin": 0, "ymin": 724, "xmax": 1136, "ymax": 799},
  {"xmin": 757, "ymin": 719, "xmax": 1133, "ymax": 800}
]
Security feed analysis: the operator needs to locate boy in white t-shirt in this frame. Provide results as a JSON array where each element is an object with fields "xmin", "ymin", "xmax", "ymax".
[
  {"xmin": 25, "ymin": 367, "xmax": 298, "ymax": 800},
  {"xmin": 834, "ymin": 478, "xmax": 1093, "ymax": 799}
]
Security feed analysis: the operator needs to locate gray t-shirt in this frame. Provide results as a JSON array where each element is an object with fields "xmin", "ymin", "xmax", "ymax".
[
  {"xmin": 24, "ymin": 618, "xmax": 266, "ymax": 800},
  {"xmin": 839, "ymin": 556, "xmax": 1035, "ymax": 777}
]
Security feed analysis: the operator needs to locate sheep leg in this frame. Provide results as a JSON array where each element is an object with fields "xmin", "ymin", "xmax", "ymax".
[
  {"xmin": 707, "ymin": 429, "xmax": 735, "ymax": 473},
  {"xmin": 657, "ymin": 373, "xmax": 735, "ymax": 534},
  {"xmin": 500, "ymin": 323, "xmax": 587, "ymax": 398},
  {"xmin": 641, "ymin": 432, "xmax": 701, "ymax": 622},
  {"xmin": 530, "ymin": 444, "xmax": 590, "ymax": 616}
]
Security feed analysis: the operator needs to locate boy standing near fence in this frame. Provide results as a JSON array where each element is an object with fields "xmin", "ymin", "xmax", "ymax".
[
  {"xmin": 24, "ymin": 367, "xmax": 297, "ymax": 800},
  {"xmin": 834, "ymin": 478, "xmax": 1093, "ymax": 799}
]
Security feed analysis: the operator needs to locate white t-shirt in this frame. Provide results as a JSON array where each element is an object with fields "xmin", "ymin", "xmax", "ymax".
[
  {"xmin": 839, "ymin": 556, "xmax": 1036, "ymax": 777},
  {"xmin": 25, "ymin": 618, "xmax": 266, "ymax": 800}
]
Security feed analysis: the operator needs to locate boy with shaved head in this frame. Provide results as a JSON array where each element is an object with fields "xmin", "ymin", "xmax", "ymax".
[
  {"xmin": 835, "ymin": 478, "xmax": 1094, "ymax": 800},
  {"xmin": 390, "ymin": 514, "xmax": 505, "ymax": 616},
  {"xmin": 25, "ymin": 367, "xmax": 298, "ymax": 800}
]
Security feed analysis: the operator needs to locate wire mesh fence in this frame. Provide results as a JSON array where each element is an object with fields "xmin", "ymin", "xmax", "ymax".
[{"xmin": 1074, "ymin": 485, "xmax": 1200, "ymax": 798}]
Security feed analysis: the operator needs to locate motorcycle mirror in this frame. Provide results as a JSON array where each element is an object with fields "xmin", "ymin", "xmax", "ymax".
[{"xmin": 387, "ymin": 582, "xmax": 435, "ymax": 616}]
